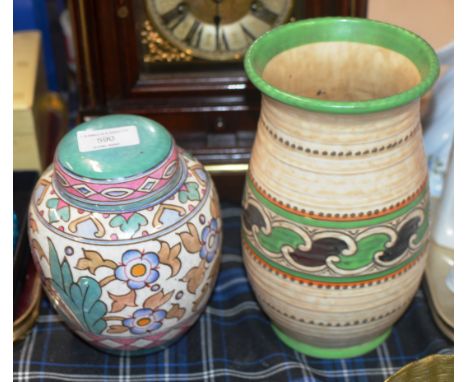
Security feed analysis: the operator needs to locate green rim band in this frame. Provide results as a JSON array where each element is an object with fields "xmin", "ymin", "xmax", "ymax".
[{"xmin": 244, "ymin": 17, "xmax": 439, "ymax": 114}]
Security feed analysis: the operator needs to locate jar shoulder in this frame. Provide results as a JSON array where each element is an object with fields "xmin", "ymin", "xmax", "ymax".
[{"xmin": 28, "ymin": 151, "xmax": 220, "ymax": 244}]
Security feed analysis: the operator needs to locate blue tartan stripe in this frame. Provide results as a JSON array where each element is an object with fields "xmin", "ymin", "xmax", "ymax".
[
  {"xmin": 14, "ymin": 204, "xmax": 453, "ymax": 381},
  {"xmin": 13, "ymin": 336, "xmax": 453, "ymax": 370}
]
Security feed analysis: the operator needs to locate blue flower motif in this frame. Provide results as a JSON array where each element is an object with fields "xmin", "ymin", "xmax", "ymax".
[
  {"xmin": 115, "ymin": 250, "xmax": 159, "ymax": 289},
  {"xmin": 123, "ymin": 308, "xmax": 166, "ymax": 335},
  {"xmin": 200, "ymin": 218, "xmax": 221, "ymax": 263}
]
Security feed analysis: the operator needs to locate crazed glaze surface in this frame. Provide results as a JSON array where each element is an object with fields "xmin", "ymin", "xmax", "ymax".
[{"xmin": 28, "ymin": 116, "xmax": 222, "ymax": 354}]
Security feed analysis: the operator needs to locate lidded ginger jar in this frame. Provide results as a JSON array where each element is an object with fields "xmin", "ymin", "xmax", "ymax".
[{"xmin": 28, "ymin": 115, "xmax": 222, "ymax": 355}]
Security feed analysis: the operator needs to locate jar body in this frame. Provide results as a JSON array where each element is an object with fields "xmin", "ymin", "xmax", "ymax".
[
  {"xmin": 242, "ymin": 96, "xmax": 430, "ymax": 357},
  {"xmin": 28, "ymin": 149, "xmax": 222, "ymax": 355}
]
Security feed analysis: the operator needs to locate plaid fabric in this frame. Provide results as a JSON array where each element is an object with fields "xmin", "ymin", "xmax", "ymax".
[{"xmin": 13, "ymin": 206, "xmax": 453, "ymax": 382}]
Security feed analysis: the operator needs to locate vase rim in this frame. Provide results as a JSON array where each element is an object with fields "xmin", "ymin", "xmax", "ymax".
[{"xmin": 244, "ymin": 17, "xmax": 440, "ymax": 114}]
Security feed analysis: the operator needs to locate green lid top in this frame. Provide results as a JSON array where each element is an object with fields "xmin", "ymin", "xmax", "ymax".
[
  {"xmin": 57, "ymin": 115, "xmax": 173, "ymax": 180},
  {"xmin": 244, "ymin": 17, "xmax": 440, "ymax": 114}
]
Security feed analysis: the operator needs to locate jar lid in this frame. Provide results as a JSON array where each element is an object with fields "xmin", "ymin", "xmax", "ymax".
[{"xmin": 53, "ymin": 115, "xmax": 186, "ymax": 212}]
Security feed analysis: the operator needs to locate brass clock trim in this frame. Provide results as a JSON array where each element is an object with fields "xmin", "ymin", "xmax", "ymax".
[
  {"xmin": 144, "ymin": 0, "xmax": 294, "ymax": 62},
  {"xmin": 141, "ymin": 19, "xmax": 194, "ymax": 63}
]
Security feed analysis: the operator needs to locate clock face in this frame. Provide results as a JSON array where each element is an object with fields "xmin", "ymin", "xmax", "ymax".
[{"xmin": 145, "ymin": 0, "xmax": 294, "ymax": 61}]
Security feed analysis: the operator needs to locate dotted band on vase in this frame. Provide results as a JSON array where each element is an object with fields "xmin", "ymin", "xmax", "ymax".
[
  {"xmin": 260, "ymin": 118, "xmax": 421, "ymax": 157},
  {"xmin": 257, "ymin": 294, "xmax": 411, "ymax": 327},
  {"xmin": 248, "ymin": 172, "xmax": 428, "ymax": 222}
]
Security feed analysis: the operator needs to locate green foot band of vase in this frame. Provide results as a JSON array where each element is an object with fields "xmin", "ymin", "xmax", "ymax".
[{"xmin": 272, "ymin": 325, "xmax": 391, "ymax": 359}]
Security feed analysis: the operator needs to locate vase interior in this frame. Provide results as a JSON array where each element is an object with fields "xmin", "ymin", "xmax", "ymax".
[
  {"xmin": 245, "ymin": 18, "xmax": 439, "ymax": 113},
  {"xmin": 262, "ymin": 41, "xmax": 421, "ymax": 102}
]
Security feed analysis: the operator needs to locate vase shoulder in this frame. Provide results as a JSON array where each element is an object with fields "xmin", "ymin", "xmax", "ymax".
[{"xmin": 250, "ymin": 98, "xmax": 428, "ymax": 217}]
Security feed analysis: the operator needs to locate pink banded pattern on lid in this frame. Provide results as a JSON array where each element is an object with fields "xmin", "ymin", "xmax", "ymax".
[
  {"xmin": 53, "ymin": 144, "xmax": 186, "ymax": 212},
  {"xmin": 54, "ymin": 145, "xmax": 179, "ymax": 201}
]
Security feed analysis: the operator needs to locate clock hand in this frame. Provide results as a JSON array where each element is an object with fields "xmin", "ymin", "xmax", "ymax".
[{"xmin": 213, "ymin": 0, "xmax": 222, "ymax": 49}]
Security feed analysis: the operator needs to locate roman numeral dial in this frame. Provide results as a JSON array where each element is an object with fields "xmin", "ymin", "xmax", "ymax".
[
  {"xmin": 160, "ymin": 2, "xmax": 187, "ymax": 28},
  {"xmin": 145, "ymin": 0, "xmax": 293, "ymax": 61},
  {"xmin": 250, "ymin": 1, "xmax": 279, "ymax": 24}
]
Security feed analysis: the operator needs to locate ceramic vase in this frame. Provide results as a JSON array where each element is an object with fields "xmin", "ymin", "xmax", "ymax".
[
  {"xmin": 28, "ymin": 115, "xmax": 222, "ymax": 355},
  {"xmin": 241, "ymin": 18, "xmax": 439, "ymax": 358}
]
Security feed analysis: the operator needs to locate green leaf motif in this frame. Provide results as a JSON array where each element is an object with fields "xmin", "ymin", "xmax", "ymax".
[
  {"xmin": 257, "ymin": 227, "xmax": 305, "ymax": 254},
  {"xmin": 61, "ymin": 259, "xmax": 73, "ymax": 294},
  {"xmin": 47, "ymin": 239, "xmax": 107, "ymax": 334},
  {"xmin": 46, "ymin": 198, "xmax": 70, "ymax": 223},
  {"xmin": 414, "ymin": 205, "xmax": 429, "ymax": 246},
  {"xmin": 334, "ymin": 234, "xmax": 390, "ymax": 271},
  {"xmin": 178, "ymin": 182, "xmax": 201, "ymax": 203},
  {"xmin": 109, "ymin": 213, "xmax": 148, "ymax": 236},
  {"xmin": 256, "ymin": 226, "xmax": 392, "ymax": 271},
  {"xmin": 49, "ymin": 238, "xmax": 64, "ymax": 288}
]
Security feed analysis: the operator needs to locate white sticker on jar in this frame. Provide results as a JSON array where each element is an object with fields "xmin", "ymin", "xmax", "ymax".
[{"xmin": 77, "ymin": 126, "xmax": 140, "ymax": 152}]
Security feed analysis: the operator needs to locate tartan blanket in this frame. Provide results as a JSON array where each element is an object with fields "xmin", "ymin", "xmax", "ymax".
[{"xmin": 13, "ymin": 206, "xmax": 453, "ymax": 381}]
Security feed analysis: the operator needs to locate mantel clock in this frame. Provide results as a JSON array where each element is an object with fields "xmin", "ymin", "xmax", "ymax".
[
  {"xmin": 144, "ymin": 0, "xmax": 293, "ymax": 61},
  {"xmin": 69, "ymin": 0, "xmax": 367, "ymax": 200}
]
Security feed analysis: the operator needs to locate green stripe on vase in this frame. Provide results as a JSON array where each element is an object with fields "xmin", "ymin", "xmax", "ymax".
[{"xmin": 244, "ymin": 17, "xmax": 439, "ymax": 114}]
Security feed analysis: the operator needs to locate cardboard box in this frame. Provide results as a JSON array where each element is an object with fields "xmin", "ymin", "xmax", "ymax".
[
  {"xmin": 368, "ymin": 0, "xmax": 453, "ymax": 50},
  {"xmin": 13, "ymin": 31, "xmax": 48, "ymax": 171}
]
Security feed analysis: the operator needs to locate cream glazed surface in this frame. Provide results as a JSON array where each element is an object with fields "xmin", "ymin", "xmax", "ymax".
[{"xmin": 242, "ymin": 18, "xmax": 439, "ymax": 358}]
